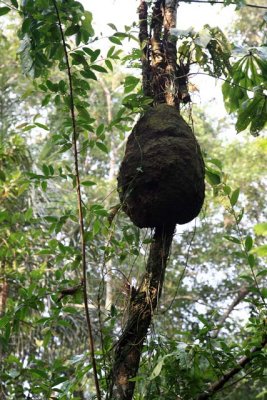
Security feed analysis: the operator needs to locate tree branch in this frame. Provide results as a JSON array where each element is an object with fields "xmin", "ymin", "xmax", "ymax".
[
  {"xmin": 196, "ymin": 336, "xmax": 267, "ymax": 399},
  {"xmin": 210, "ymin": 285, "xmax": 249, "ymax": 338}
]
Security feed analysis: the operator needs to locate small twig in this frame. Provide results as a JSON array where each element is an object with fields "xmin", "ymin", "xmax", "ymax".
[
  {"xmin": 163, "ymin": 223, "xmax": 196, "ymax": 313},
  {"xmin": 52, "ymin": 1, "xmax": 101, "ymax": 399},
  {"xmin": 210, "ymin": 285, "xmax": 249, "ymax": 338}
]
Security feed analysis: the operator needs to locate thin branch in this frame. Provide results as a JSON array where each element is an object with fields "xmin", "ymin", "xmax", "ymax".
[
  {"xmin": 51, "ymin": 1, "xmax": 101, "ymax": 399},
  {"xmin": 210, "ymin": 285, "xmax": 249, "ymax": 338},
  {"xmin": 196, "ymin": 336, "xmax": 267, "ymax": 400},
  {"xmin": 163, "ymin": 223, "xmax": 196, "ymax": 313},
  {"xmin": 0, "ymin": 1, "xmax": 18, "ymax": 12},
  {"xmin": 179, "ymin": 0, "xmax": 267, "ymax": 9}
]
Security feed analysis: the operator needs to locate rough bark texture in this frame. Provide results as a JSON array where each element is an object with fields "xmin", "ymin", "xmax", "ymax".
[
  {"xmin": 148, "ymin": 0, "xmax": 190, "ymax": 107},
  {"xmin": 110, "ymin": 224, "xmax": 175, "ymax": 399},
  {"xmin": 118, "ymin": 104, "xmax": 205, "ymax": 228}
]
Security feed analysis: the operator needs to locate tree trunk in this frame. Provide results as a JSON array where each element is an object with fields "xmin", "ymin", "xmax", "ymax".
[
  {"xmin": 108, "ymin": 1, "xmax": 189, "ymax": 398},
  {"xmin": 109, "ymin": 224, "xmax": 175, "ymax": 399}
]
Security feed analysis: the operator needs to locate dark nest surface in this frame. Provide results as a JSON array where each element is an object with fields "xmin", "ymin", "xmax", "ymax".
[{"xmin": 117, "ymin": 104, "xmax": 205, "ymax": 228}]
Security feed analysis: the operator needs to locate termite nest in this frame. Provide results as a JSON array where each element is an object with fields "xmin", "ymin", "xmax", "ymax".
[{"xmin": 117, "ymin": 104, "xmax": 205, "ymax": 228}]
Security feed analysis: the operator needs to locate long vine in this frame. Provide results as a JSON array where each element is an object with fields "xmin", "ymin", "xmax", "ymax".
[{"xmin": 52, "ymin": 1, "xmax": 101, "ymax": 398}]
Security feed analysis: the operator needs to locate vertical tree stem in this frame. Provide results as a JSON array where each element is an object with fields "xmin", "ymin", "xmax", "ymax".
[
  {"xmin": 52, "ymin": 1, "xmax": 101, "ymax": 399},
  {"xmin": 109, "ymin": 224, "xmax": 175, "ymax": 399}
]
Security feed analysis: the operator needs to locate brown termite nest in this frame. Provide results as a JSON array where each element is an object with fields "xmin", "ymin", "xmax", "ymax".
[{"xmin": 117, "ymin": 104, "xmax": 205, "ymax": 228}]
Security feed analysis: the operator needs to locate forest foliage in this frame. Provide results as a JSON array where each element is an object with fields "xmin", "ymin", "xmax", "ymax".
[{"xmin": 0, "ymin": 0, "xmax": 267, "ymax": 399}]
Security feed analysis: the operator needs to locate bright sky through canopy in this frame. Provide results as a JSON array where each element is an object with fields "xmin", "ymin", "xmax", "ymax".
[
  {"xmin": 82, "ymin": 0, "xmax": 236, "ymax": 124},
  {"xmin": 84, "ymin": 0, "xmax": 235, "ymax": 33}
]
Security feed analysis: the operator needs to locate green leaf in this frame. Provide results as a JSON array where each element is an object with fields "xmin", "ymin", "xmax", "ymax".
[
  {"xmin": 80, "ymin": 68, "xmax": 97, "ymax": 80},
  {"xmin": 236, "ymin": 111, "xmax": 251, "ymax": 133},
  {"xmin": 223, "ymin": 185, "xmax": 231, "ymax": 195},
  {"xmin": 42, "ymin": 164, "xmax": 50, "ymax": 177},
  {"xmin": 251, "ymin": 245, "xmax": 267, "ymax": 257},
  {"xmin": 245, "ymin": 236, "xmax": 253, "ymax": 252},
  {"xmin": 256, "ymin": 269, "xmax": 267, "ymax": 278},
  {"xmin": 41, "ymin": 181, "xmax": 47, "ymax": 191},
  {"xmin": 81, "ymin": 11, "xmax": 94, "ymax": 38},
  {"xmin": 230, "ymin": 188, "xmax": 240, "ymax": 207},
  {"xmin": 96, "ymin": 141, "xmax": 109, "ymax": 154},
  {"xmin": 11, "ymin": 0, "xmax": 18, "ymax": 7},
  {"xmin": 52, "ymin": 376, "xmax": 69, "ymax": 387},
  {"xmin": 81, "ymin": 181, "xmax": 96, "ymax": 186},
  {"xmin": 254, "ymin": 222, "xmax": 267, "ymax": 236},
  {"xmin": 208, "ymin": 158, "xmax": 223, "ymax": 170},
  {"xmin": 205, "ymin": 170, "xmax": 221, "ymax": 185},
  {"xmin": 107, "ymin": 46, "xmax": 115, "ymax": 58},
  {"xmin": 31, "ymin": 369, "xmax": 49, "ymax": 379},
  {"xmin": 88, "ymin": 48, "xmax": 100, "ymax": 63},
  {"xmin": 35, "ymin": 122, "xmax": 49, "ymax": 131},
  {"xmin": 149, "ymin": 358, "xmax": 165, "ymax": 380},
  {"xmin": 0, "ymin": 7, "xmax": 10, "ymax": 16},
  {"xmin": 247, "ymin": 253, "xmax": 255, "ymax": 267},
  {"xmin": 109, "ymin": 36, "xmax": 122, "ymax": 45},
  {"xmin": 23, "ymin": 125, "xmax": 36, "ymax": 131},
  {"xmin": 90, "ymin": 64, "xmax": 108, "ymax": 73},
  {"xmin": 65, "ymin": 25, "xmax": 80, "ymax": 36},
  {"xmin": 105, "ymin": 59, "xmax": 113, "ymax": 71},
  {"xmin": 42, "ymin": 94, "xmax": 51, "ymax": 106},
  {"xmin": 108, "ymin": 23, "xmax": 117, "ymax": 31},
  {"xmin": 0, "ymin": 170, "xmax": 6, "ymax": 181},
  {"xmin": 43, "ymin": 330, "xmax": 52, "ymax": 347},
  {"xmin": 93, "ymin": 219, "xmax": 101, "ymax": 235},
  {"xmin": 62, "ymin": 306, "xmax": 78, "ymax": 314},
  {"xmin": 46, "ymin": 80, "xmax": 58, "ymax": 92},
  {"xmin": 96, "ymin": 124, "xmax": 105, "ymax": 136},
  {"xmin": 124, "ymin": 76, "xmax": 140, "ymax": 93},
  {"xmin": 0, "ymin": 315, "xmax": 10, "ymax": 329},
  {"xmin": 44, "ymin": 216, "xmax": 58, "ymax": 222},
  {"xmin": 25, "ymin": 208, "xmax": 33, "ymax": 221},
  {"xmin": 224, "ymin": 235, "xmax": 241, "ymax": 244}
]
